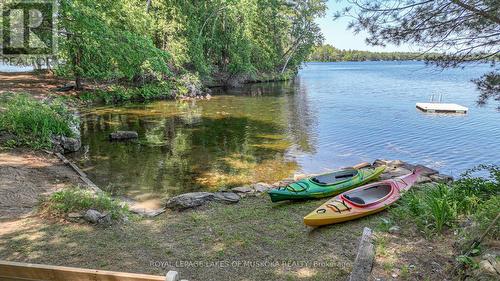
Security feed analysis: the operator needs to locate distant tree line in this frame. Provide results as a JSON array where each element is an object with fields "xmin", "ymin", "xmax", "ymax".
[{"xmin": 307, "ymin": 44, "xmax": 433, "ymax": 62}]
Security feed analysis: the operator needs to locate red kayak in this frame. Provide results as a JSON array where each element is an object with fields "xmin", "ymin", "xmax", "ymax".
[{"xmin": 304, "ymin": 169, "xmax": 422, "ymax": 226}]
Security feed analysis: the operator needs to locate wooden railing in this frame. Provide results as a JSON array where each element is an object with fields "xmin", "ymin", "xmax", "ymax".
[{"xmin": 0, "ymin": 260, "xmax": 185, "ymax": 281}]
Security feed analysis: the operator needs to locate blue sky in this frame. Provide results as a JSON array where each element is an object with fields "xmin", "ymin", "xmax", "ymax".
[{"xmin": 317, "ymin": 1, "xmax": 412, "ymax": 52}]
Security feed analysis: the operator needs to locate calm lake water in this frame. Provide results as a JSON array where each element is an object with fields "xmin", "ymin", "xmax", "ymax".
[{"xmin": 71, "ymin": 61, "xmax": 500, "ymax": 200}]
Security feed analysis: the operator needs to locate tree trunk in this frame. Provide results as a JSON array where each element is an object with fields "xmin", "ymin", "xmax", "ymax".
[
  {"xmin": 146, "ymin": 0, "xmax": 152, "ymax": 13},
  {"xmin": 75, "ymin": 76, "xmax": 82, "ymax": 90},
  {"xmin": 73, "ymin": 45, "xmax": 83, "ymax": 90}
]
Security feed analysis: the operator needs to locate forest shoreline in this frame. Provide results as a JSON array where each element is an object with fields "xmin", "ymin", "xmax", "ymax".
[{"xmin": 0, "ymin": 70, "xmax": 296, "ymax": 104}]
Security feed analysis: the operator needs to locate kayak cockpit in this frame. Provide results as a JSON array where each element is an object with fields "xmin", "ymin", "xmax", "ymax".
[
  {"xmin": 310, "ymin": 169, "xmax": 358, "ymax": 185},
  {"xmin": 341, "ymin": 183, "xmax": 393, "ymax": 206}
]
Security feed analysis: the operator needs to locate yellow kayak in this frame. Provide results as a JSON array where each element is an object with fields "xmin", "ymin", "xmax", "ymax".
[{"xmin": 304, "ymin": 169, "xmax": 422, "ymax": 226}]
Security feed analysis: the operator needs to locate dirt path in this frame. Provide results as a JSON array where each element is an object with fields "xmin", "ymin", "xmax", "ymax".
[
  {"xmin": 0, "ymin": 149, "xmax": 84, "ymax": 219},
  {"xmin": 0, "ymin": 72, "xmax": 75, "ymax": 98}
]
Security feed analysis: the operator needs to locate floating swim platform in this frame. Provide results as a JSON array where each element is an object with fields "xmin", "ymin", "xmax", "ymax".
[{"xmin": 416, "ymin": 102, "xmax": 468, "ymax": 114}]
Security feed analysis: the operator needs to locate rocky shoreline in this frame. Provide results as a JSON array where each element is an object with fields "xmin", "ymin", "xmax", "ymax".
[{"xmin": 164, "ymin": 159, "xmax": 454, "ymax": 211}]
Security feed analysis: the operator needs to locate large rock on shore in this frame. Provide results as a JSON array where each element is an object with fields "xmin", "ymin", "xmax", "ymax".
[
  {"xmin": 214, "ymin": 192, "xmax": 240, "ymax": 203},
  {"xmin": 231, "ymin": 186, "xmax": 254, "ymax": 194},
  {"xmin": 373, "ymin": 159, "xmax": 415, "ymax": 171},
  {"xmin": 165, "ymin": 191, "xmax": 241, "ymax": 210},
  {"xmin": 82, "ymin": 209, "xmax": 112, "ymax": 224},
  {"xmin": 430, "ymin": 173, "xmax": 454, "ymax": 183},
  {"xmin": 373, "ymin": 159, "xmax": 446, "ymax": 184},
  {"xmin": 251, "ymin": 182, "xmax": 272, "ymax": 193},
  {"xmin": 51, "ymin": 135, "xmax": 81, "ymax": 153},
  {"xmin": 166, "ymin": 192, "xmax": 215, "ymax": 210}
]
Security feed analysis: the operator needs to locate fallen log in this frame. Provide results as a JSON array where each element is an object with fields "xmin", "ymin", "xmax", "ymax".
[{"xmin": 54, "ymin": 152, "xmax": 102, "ymax": 193}]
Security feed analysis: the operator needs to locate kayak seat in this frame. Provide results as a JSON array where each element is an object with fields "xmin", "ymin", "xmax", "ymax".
[
  {"xmin": 343, "ymin": 184, "xmax": 392, "ymax": 206},
  {"xmin": 344, "ymin": 195, "xmax": 365, "ymax": 205},
  {"xmin": 311, "ymin": 169, "xmax": 358, "ymax": 185}
]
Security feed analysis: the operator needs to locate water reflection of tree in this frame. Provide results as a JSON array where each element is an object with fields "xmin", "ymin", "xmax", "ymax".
[
  {"xmin": 283, "ymin": 78, "xmax": 316, "ymax": 154},
  {"xmin": 223, "ymin": 80, "xmax": 317, "ymax": 154},
  {"xmin": 76, "ymin": 86, "xmax": 316, "ymax": 199}
]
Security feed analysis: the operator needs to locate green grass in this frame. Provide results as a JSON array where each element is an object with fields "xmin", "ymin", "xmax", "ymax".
[
  {"xmin": 0, "ymin": 94, "xmax": 75, "ymax": 149},
  {"xmin": 43, "ymin": 187, "xmax": 129, "ymax": 220},
  {"xmin": 1, "ymin": 196, "xmax": 382, "ymax": 281}
]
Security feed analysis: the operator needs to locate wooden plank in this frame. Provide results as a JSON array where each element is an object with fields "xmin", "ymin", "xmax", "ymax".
[
  {"xmin": 349, "ymin": 227, "xmax": 375, "ymax": 281},
  {"xmin": 0, "ymin": 261, "xmax": 165, "ymax": 281},
  {"xmin": 54, "ymin": 152, "xmax": 103, "ymax": 193}
]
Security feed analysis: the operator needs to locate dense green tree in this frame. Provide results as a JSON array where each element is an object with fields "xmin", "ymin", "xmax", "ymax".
[
  {"xmin": 57, "ymin": 0, "xmax": 170, "ymax": 89},
  {"xmin": 3, "ymin": 0, "xmax": 327, "ymax": 90},
  {"xmin": 147, "ymin": 0, "xmax": 327, "ymax": 85}
]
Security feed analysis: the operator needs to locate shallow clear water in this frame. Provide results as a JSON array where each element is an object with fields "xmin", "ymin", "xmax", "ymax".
[{"xmin": 71, "ymin": 61, "xmax": 500, "ymax": 200}]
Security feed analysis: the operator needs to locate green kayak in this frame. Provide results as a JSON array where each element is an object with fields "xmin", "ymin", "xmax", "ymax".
[{"xmin": 268, "ymin": 165, "xmax": 386, "ymax": 202}]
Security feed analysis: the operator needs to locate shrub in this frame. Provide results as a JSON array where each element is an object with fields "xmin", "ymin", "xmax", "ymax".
[
  {"xmin": 79, "ymin": 82, "xmax": 173, "ymax": 104},
  {"xmin": 390, "ymin": 165, "xmax": 499, "ymax": 234},
  {"xmin": 473, "ymin": 195, "xmax": 500, "ymax": 239},
  {"xmin": 45, "ymin": 187, "xmax": 128, "ymax": 220},
  {"xmin": 0, "ymin": 94, "xmax": 75, "ymax": 149},
  {"xmin": 392, "ymin": 184, "xmax": 457, "ymax": 233},
  {"xmin": 452, "ymin": 164, "xmax": 499, "ymax": 215}
]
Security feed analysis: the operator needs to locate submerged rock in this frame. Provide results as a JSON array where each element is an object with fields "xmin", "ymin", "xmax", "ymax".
[
  {"xmin": 109, "ymin": 131, "xmax": 138, "ymax": 141},
  {"xmin": 165, "ymin": 192, "xmax": 215, "ymax": 210}
]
